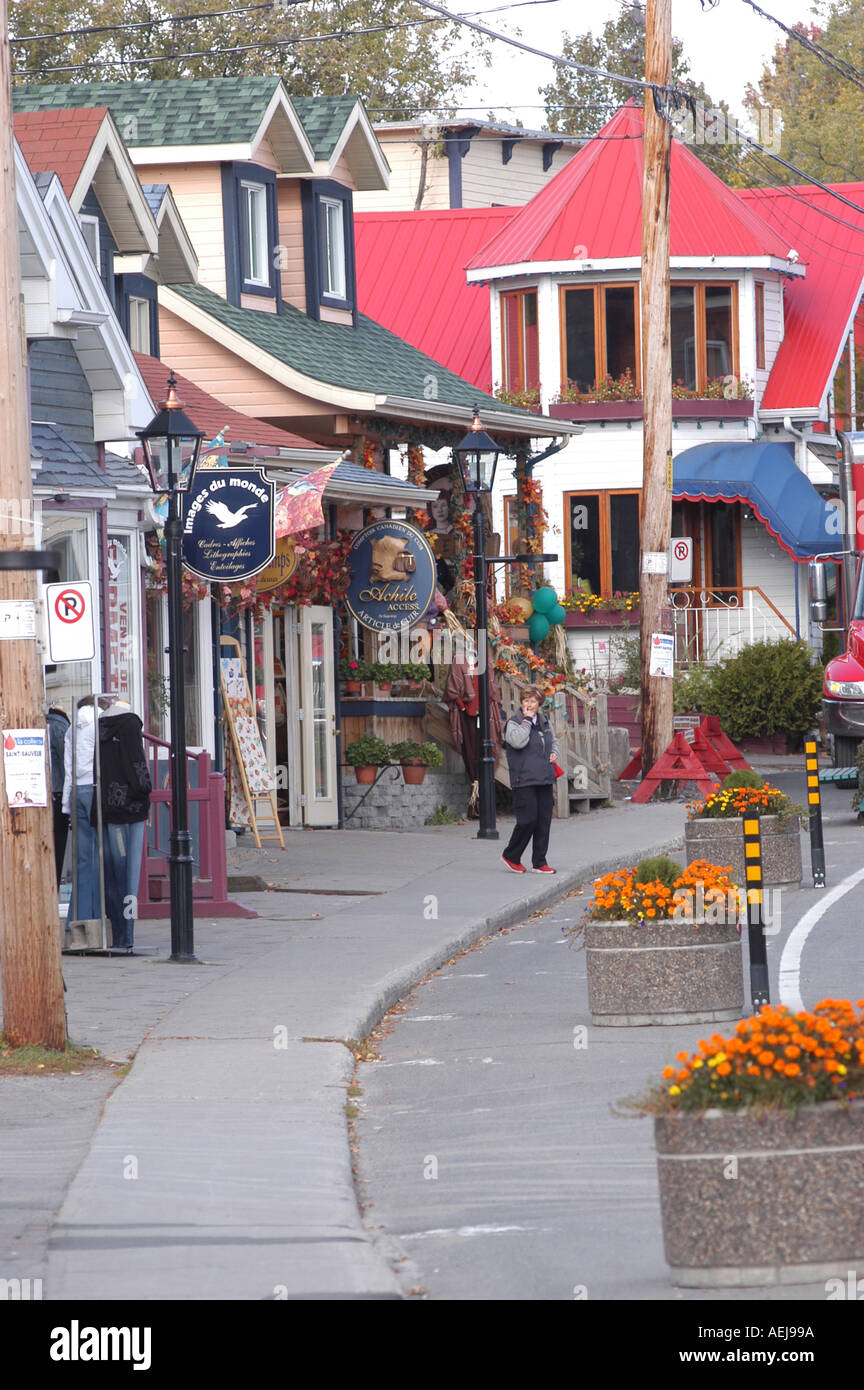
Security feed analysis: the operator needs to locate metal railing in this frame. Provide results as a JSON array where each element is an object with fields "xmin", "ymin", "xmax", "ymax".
[{"xmin": 668, "ymin": 586, "xmax": 797, "ymax": 666}]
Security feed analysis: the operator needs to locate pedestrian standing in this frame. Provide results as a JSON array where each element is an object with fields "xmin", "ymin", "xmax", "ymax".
[
  {"xmin": 97, "ymin": 697, "xmax": 151, "ymax": 952},
  {"xmin": 62, "ymin": 696, "xmax": 102, "ymax": 921},
  {"xmin": 46, "ymin": 704, "xmax": 70, "ymax": 887},
  {"xmin": 501, "ymin": 686, "xmax": 559, "ymax": 874}
]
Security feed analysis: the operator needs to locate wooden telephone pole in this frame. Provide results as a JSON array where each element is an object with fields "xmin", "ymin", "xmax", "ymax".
[
  {"xmin": 639, "ymin": 0, "xmax": 674, "ymax": 781},
  {"xmin": 0, "ymin": 0, "xmax": 67, "ymax": 1049}
]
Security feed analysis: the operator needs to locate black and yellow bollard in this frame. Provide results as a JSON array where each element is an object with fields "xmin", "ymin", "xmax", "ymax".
[
  {"xmin": 805, "ymin": 739, "xmax": 826, "ymax": 888},
  {"xmin": 744, "ymin": 814, "xmax": 770, "ymax": 1009}
]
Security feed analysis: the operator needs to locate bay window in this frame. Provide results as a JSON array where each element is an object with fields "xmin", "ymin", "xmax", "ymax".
[
  {"xmin": 670, "ymin": 283, "xmax": 737, "ymax": 391},
  {"xmin": 561, "ymin": 284, "xmax": 639, "ymax": 392},
  {"xmin": 501, "ymin": 289, "xmax": 539, "ymax": 393}
]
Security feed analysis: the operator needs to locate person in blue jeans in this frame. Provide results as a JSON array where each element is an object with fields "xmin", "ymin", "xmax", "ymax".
[
  {"xmin": 501, "ymin": 687, "xmax": 559, "ymax": 875},
  {"xmin": 61, "ymin": 697, "xmax": 101, "ymax": 922}
]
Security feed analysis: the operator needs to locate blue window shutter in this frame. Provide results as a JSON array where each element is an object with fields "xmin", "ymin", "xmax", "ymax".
[{"xmin": 221, "ymin": 164, "xmax": 241, "ymax": 306}]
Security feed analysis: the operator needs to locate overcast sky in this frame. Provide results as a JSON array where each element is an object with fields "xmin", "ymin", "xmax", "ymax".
[{"xmin": 456, "ymin": 0, "xmax": 820, "ymax": 124}]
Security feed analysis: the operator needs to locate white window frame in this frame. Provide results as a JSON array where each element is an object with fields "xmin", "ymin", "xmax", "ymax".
[
  {"xmin": 128, "ymin": 296, "xmax": 151, "ymax": 354},
  {"xmin": 321, "ymin": 197, "xmax": 346, "ymax": 300},
  {"xmin": 240, "ymin": 181, "xmax": 269, "ymax": 288},
  {"xmin": 79, "ymin": 214, "xmax": 100, "ymax": 269}
]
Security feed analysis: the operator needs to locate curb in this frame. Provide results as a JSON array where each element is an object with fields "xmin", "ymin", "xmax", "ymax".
[{"xmin": 346, "ymin": 835, "xmax": 685, "ymax": 1044}]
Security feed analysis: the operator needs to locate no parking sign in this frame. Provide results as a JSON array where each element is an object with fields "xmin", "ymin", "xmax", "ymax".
[{"xmin": 43, "ymin": 581, "xmax": 96, "ymax": 664}]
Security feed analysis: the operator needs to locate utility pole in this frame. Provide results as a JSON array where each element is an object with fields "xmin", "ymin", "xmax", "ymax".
[
  {"xmin": 639, "ymin": 0, "xmax": 674, "ymax": 781},
  {"xmin": 0, "ymin": 0, "xmax": 67, "ymax": 1050}
]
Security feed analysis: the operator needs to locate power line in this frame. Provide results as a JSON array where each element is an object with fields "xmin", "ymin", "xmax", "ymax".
[{"xmin": 739, "ymin": 0, "xmax": 864, "ymax": 97}]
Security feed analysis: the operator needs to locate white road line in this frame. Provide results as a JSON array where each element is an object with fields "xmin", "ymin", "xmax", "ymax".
[{"xmin": 778, "ymin": 866, "xmax": 864, "ymax": 1011}]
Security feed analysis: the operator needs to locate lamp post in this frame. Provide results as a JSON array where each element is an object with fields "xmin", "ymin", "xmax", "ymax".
[
  {"xmin": 138, "ymin": 373, "xmax": 204, "ymax": 962},
  {"xmin": 455, "ymin": 408, "xmax": 504, "ymax": 840}
]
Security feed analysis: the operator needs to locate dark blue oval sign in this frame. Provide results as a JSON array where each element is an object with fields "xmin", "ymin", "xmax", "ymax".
[
  {"xmin": 345, "ymin": 521, "xmax": 437, "ymax": 631},
  {"xmin": 182, "ymin": 468, "xmax": 275, "ymax": 582}
]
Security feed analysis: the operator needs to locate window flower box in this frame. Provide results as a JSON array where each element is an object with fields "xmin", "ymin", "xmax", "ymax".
[{"xmin": 549, "ymin": 400, "xmax": 754, "ymax": 423}]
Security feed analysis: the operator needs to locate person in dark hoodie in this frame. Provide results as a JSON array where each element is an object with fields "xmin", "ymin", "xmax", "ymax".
[
  {"xmin": 501, "ymin": 686, "xmax": 560, "ymax": 875},
  {"xmin": 46, "ymin": 704, "xmax": 70, "ymax": 887},
  {"xmin": 96, "ymin": 698, "xmax": 152, "ymax": 951}
]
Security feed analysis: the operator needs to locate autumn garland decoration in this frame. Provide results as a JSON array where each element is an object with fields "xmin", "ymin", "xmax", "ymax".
[
  {"xmin": 219, "ymin": 530, "xmax": 353, "ymax": 616},
  {"xmin": 144, "ymin": 534, "xmax": 211, "ymax": 607},
  {"xmin": 648, "ymin": 999, "xmax": 864, "ymax": 1112}
]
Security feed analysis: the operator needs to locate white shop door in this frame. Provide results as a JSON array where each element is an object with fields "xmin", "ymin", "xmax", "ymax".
[{"xmin": 297, "ymin": 605, "xmax": 338, "ymax": 826}]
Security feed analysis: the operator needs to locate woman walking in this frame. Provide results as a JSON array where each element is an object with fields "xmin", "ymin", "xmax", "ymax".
[{"xmin": 501, "ymin": 686, "xmax": 559, "ymax": 874}]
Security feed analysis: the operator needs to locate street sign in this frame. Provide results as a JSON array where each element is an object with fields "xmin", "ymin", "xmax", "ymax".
[
  {"xmin": 43, "ymin": 581, "xmax": 96, "ymax": 664},
  {"xmin": 668, "ymin": 536, "xmax": 693, "ymax": 582}
]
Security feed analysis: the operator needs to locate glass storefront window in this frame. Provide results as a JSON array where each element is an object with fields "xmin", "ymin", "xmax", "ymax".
[{"xmin": 40, "ymin": 510, "xmax": 97, "ymax": 712}]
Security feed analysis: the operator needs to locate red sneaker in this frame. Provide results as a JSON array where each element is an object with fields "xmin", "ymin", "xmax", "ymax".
[
  {"xmin": 502, "ymin": 856, "xmax": 526, "ymax": 873},
  {"xmin": 532, "ymin": 865, "xmax": 557, "ymax": 874}
]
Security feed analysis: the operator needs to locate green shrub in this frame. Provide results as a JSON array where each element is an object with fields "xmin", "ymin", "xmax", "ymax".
[
  {"xmin": 698, "ymin": 640, "xmax": 822, "ymax": 743},
  {"xmin": 344, "ymin": 734, "xmax": 391, "ymax": 767},
  {"xmin": 720, "ymin": 770, "xmax": 765, "ymax": 791},
  {"xmin": 635, "ymin": 855, "xmax": 681, "ymax": 891},
  {"xmin": 673, "ymin": 659, "xmax": 717, "ymax": 715},
  {"xmin": 425, "ymin": 803, "xmax": 461, "ymax": 825}
]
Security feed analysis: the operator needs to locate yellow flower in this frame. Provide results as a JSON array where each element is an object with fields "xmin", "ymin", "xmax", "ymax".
[
  {"xmin": 668, "ymin": 1085, "xmax": 681, "ymax": 1096},
  {"xmin": 691, "ymin": 1058, "xmax": 704, "ymax": 1068}
]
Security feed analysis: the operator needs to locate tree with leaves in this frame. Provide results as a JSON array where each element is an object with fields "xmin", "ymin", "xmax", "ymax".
[
  {"xmin": 744, "ymin": 0, "xmax": 864, "ymax": 185},
  {"xmin": 9, "ymin": 0, "xmax": 489, "ymax": 120},
  {"xmin": 540, "ymin": 7, "xmax": 743, "ymax": 183}
]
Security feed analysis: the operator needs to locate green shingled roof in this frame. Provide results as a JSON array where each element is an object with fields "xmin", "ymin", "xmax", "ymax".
[
  {"xmin": 290, "ymin": 97, "xmax": 359, "ymax": 160},
  {"xmin": 170, "ymin": 281, "xmax": 520, "ymax": 415},
  {"xmin": 13, "ymin": 77, "xmax": 284, "ymax": 147}
]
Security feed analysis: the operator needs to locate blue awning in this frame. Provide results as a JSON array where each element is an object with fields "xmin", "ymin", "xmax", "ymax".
[{"xmin": 672, "ymin": 441, "xmax": 842, "ymax": 561}]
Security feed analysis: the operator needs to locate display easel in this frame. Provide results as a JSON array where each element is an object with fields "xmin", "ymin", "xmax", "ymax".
[{"xmin": 220, "ymin": 635, "xmax": 285, "ymax": 850}]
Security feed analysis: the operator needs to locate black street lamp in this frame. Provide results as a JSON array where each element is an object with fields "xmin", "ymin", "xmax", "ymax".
[
  {"xmin": 455, "ymin": 407, "xmax": 503, "ymax": 840},
  {"xmin": 138, "ymin": 373, "xmax": 204, "ymax": 962}
]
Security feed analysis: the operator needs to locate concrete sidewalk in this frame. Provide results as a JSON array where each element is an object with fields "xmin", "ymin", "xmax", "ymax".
[{"xmin": 0, "ymin": 801, "xmax": 685, "ymax": 1301}]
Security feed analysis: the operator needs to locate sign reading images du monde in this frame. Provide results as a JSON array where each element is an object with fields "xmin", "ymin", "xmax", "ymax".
[
  {"xmin": 346, "ymin": 520, "xmax": 437, "ymax": 632},
  {"xmin": 182, "ymin": 469, "xmax": 275, "ymax": 583}
]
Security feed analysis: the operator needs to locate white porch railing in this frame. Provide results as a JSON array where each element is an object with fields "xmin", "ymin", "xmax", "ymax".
[{"xmin": 669, "ymin": 587, "xmax": 797, "ymax": 665}]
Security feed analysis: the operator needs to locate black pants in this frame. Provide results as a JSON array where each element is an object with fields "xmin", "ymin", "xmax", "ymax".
[
  {"xmin": 53, "ymin": 795, "xmax": 69, "ymax": 889},
  {"xmin": 503, "ymin": 783, "xmax": 554, "ymax": 868}
]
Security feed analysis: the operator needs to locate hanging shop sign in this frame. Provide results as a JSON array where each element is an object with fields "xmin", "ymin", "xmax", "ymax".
[
  {"xmin": 345, "ymin": 520, "xmax": 437, "ymax": 632},
  {"xmin": 182, "ymin": 469, "xmax": 275, "ymax": 582},
  {"xmin": 255, "ymin": 536, "xmax": 299, "ymax": 593}
]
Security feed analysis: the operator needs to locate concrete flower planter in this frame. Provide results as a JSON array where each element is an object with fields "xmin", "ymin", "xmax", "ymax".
[
  {"xmin": 685, "ymin": 814, "xmax": 803, "ymax": 886},
  {"xmin": 584, "ymin": 919, "xmax": 744, "ymax": 1027},
  {"xmin": 654, "ymin": 1101, "xmax": 864, "ymax": 1286}
]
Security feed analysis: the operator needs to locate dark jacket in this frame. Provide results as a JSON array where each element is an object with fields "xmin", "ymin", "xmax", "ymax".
[
  {"xmin": 503, "ymin": 710, "xmax": 559, "ymax": 787},
  {"xmin": 95, "ymin": 712, "xmax": 152, "ymax": 824},
  {"xmin": 46, "ymin": 708, "xmax": 70, "ymax": 800}
]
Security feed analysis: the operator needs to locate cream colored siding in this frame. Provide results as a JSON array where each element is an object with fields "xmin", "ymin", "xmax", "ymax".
[
  {"xmin": 320, "ymin": 305, "xmax": 353, "ymax": 324},
  {"xmin": 354, "ymin": 136, "xmax": 449, "ymax": 211},
  {"xmin": 276, "ymin": 180, "xmax": 306, "ymax": 312},
  {"xmin": 461, "ymin": 138, "xmax": 576, "ymax": 207},
  {"xmin": 138, "ymin": 162, "xmax": 227, "ymax": 298},
  {"xmin": 240, "ymin": 292, "xmax": 277, "ymax": 312}
]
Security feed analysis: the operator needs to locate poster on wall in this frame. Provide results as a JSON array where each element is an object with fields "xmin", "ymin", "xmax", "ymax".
[
  {"xmin": 345, "ymin": 520, "xmax": 437, "ymax": 632},
  {"xmin": 648, "ymin": 632, "xmax": 675, "ymax": 678},
  {"xmin": 3, "ymin": 729, "xmax": 48, "ymax": 807},
  {"xmin": 182, "ymin": 469, "xmax": 275, "ymax": 582},
  {"xmin": 107, "ymin": 537, "xmax": 131, "ymax": 699}
]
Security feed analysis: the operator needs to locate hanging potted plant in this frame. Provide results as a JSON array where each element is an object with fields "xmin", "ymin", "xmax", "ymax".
[
  {"xmin": 568, "ymin": 856, "xmax": 744, "ymax": 1027},
  {"xmin": 390, "ymin": 740, "xmax": 444, "ymax": 785},
  {"xmin": 631, "ymin": 998, "xmax": 864, "ymax": 1287},
  {"xmin": 369, "ymin": 661, "xmax": 401, "ymax": 696},
  {"xmin": 398, "ymin": 662, "xmax": 431, "ymax": 694},
  {"xmin": 685, "ymin": 771, "xmax": 804, "ymax": 886},
  {"xmin": 344, "ymin": 734, "xmax": 391, "ymax": 784},
  {"xmin": 338, "ymin": 657, "xmax": 368, "ymax": 695}
]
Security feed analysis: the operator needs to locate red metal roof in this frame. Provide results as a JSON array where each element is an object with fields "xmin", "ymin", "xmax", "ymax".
[
  {"xmin": 134, "ymin": 354, "xmax": 322, "ymax": 454},
  {"xmin": 14, "ymin": 108, "xmax": 110, "ymax": 199},
  {"xmin": 355, "ymin": 206, "xmax": 516, "ymax": 390},
  {"xmin": 737, "ymin": 182, "xmax": 864, "ymax": 412},
  {"xmin": 467, "ymin": 104, "xmax": 794, "ymax": 271}
]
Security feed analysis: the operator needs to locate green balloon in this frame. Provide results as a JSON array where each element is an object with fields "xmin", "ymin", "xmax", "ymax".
[
  {"xmin": 548, "ymin": 603, "xmax": 567, "ymax": 626},
  {"xmin": 528, "ymin": 613, "xmax": 550, "ymax": 643},
  {"xmin": 531, "ymin": 586, "xmax": 557, "ymax": 615}
]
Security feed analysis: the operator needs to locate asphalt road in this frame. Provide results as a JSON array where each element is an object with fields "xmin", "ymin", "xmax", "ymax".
[{"xmin": 352, "ymin": 776, "xmax": 864, "ymax": 1303}]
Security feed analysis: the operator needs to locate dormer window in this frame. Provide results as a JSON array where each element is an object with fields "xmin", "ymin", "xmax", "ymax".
[
  {"xmin": 79, "ymin": 214, "xmax": 100, "ymax": 268},
  {"xmin": 301, "ymin": 180, "xmax": 356, "ymax": 318},
  {"xmin": 222, "ymin": 162, "xmax": 280, "ymax": 305},
  {"xmin": 321, "ymin": 197, "xmax": 346, "ymax": 300},
  {"xmin": 241, "ymin": 181, "xmax": 269, "ymax": 286},
  {"xmin": 129, "ymin": 296, "xmax": 151, "ymax": 354}
]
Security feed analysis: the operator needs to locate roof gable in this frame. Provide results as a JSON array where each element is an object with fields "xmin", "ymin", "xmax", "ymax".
[
  {"xmin": 467, "ymin": 104, "xmax": 798, "ymax": 274},
  {"xmin": 14, "ymin": 77, "xmax": 315, "ymax": 174}
]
